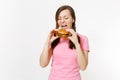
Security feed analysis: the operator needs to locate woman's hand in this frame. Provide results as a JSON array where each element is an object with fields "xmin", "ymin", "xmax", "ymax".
[
  {"xmin": 66, "ymin": 29, "xmax": 79, "ymax": 45},
  {"xmin": 47, "ymin": 29, "xmax": 59, "ymax": 44}
]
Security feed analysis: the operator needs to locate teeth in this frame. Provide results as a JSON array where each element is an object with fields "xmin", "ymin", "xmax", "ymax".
[{"xmin": 62, "ymin": 25, "xmax": 67, "ymax": 27}]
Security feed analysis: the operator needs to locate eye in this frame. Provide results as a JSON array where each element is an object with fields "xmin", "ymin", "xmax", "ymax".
[
  {"xmin": 58, "ymin": 17, "xmax": 61, "ymax": 20},
  {"xmin": 65, "ymin": 17, "xmax": 68, "ymax": 19},
  {"xmin": 58, "ymin": 18, "xmax": 61, "ymax": 20}
]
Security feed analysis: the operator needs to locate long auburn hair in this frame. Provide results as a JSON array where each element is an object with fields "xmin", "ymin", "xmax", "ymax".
[{"xmin": 51, "ymin": 5, "xmax": 80, "ymax": 49}]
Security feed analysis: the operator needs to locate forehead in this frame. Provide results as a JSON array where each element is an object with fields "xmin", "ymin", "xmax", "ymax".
[{"xmin": 58, "ymin": 9, "xmax": 71, "ymax": 17}]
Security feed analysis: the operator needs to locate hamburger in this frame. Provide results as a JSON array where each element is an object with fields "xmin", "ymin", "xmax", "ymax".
[{"xmin": 54, "ymin": 28, "xmax": 71, "ymax": 38}]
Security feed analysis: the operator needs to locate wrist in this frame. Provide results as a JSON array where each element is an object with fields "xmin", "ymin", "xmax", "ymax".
[
  {"xmin": 75, "ymin": 42, "xmax": 82, "ymax": 49},
  {"xmin": 74, "ymin": 41, "xmax": 79, "ymax": 46}
]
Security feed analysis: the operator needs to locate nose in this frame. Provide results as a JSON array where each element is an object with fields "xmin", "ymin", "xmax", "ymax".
[{"xmin": 61, "ymin": 18, "xmax": 65, "ymax": 23}]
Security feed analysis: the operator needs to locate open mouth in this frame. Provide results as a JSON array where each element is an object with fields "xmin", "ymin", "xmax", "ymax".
[{"xmin": 61, "ymin": 25, "xmax": 67, "ymax": 28}]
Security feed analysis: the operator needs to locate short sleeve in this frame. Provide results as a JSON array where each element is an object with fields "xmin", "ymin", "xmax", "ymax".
[{"xmin": 78, "ymin": 34, "xmax": 90, "ymax": 52}]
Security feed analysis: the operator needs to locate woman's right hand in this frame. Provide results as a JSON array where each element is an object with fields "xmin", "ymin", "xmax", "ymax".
[{"xmin": 47, "ymin": 29, "xmax": 59, "ymax": 44}]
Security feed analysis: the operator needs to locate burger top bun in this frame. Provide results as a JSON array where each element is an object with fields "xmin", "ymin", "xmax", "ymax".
[
  {"xmin": 55, "ymin": 28, "xmax": 71, "ymax": 38},
  {"xmin": 58, "ymin": 28, "xmax": 69, "ymax": 35}
]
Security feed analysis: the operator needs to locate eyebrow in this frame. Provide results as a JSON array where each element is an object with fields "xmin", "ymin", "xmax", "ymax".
[{"xmin": 58, "ymin": 15, "xmax": 69, "ymax": 18}]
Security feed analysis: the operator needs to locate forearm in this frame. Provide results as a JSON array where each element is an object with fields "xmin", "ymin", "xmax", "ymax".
[
  {"xmin": 40, "ymin": 39, "xmax": 52, "ymax": 68},
  {"xmin": 75, "ymin": 43, "xmax": 88, "ymax": 70}
]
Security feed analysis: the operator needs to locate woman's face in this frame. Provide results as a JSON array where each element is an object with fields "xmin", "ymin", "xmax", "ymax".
[{"xmin": 57, "ymin": 9, "xmax": 74, "ymax": 29}]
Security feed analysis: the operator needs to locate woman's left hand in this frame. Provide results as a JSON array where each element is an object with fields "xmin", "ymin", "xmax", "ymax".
[{"xmin": 66, "ymin": 29, "xmax": 79, "ymax": 45}]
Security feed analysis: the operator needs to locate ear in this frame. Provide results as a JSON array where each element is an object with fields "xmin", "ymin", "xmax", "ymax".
[{"xmin": 72, "ymin": 19, "xmax": 75, "ymax": 23}]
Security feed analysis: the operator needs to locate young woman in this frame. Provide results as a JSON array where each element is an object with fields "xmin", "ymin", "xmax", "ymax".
[{"xmin": 40, "ymin": 5, "xmax": 90, "ymax": 80}]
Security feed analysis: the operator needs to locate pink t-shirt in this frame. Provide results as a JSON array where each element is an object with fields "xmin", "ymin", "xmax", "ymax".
[{"xmin": 48, "ymin": 33, "xmax": 89, "ymax": 80}]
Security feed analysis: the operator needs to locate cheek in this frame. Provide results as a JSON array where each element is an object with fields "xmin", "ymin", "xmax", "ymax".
[
  {"xmin": 67, "ymin": 19, "xmax": 73, "ymax": 23},
  {"xmin": 57, "ymin": 20, "xmax": 60, "ymax": 24},
  {"xmin": 68, "ymin": 21, "xmax": 73, "ymax": 25}
]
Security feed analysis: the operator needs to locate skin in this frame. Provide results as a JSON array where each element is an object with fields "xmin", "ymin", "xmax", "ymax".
[{"xmin": 40, "ymin": 9, "xmax": 89, "ymax": 70}]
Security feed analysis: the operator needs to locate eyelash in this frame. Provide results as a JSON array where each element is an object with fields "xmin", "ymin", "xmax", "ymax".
[{"xmin": 58, "ymin": 18, "xmax": 68, "ymax": 20}]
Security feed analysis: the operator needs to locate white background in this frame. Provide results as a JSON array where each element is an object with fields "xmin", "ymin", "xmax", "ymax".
[{"xmin": 0, "ymin": 0, "xmax": 120, "ymax": 80}]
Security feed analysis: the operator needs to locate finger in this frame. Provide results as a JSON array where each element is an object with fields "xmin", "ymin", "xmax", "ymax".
[{"xmin": 50, "ymin": 36, "xmax": 59, "ymax": 43}]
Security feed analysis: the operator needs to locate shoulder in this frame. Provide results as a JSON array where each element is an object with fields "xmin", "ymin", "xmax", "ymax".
[
  {"xmin": 77, "ymin": 33, "xmax": 88, "ymax": 40},
  {"xmin": 77, "ymin": 33, "xmax": 90, "ymax": 51}
]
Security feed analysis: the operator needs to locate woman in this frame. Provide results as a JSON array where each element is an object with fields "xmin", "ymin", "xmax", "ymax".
[{"xmin": 40, "ymin": 5, "xmax": 90, "ymax": 80}]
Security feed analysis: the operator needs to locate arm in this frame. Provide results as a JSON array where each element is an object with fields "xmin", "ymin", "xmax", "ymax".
[
  {"xmin": 67, "ymin": 29, "xmax": 89, "ymax": 70},
  {"xmin": 39, "ymin": 38, "xmax": 53, "ymax": 68},
  {"xmin": 75, "ymin": 42, "xmax": 89, "ymax": 70},
  {"xmin": 39, "ymin": 29, "xmax": 58, "ymax": 68}
]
